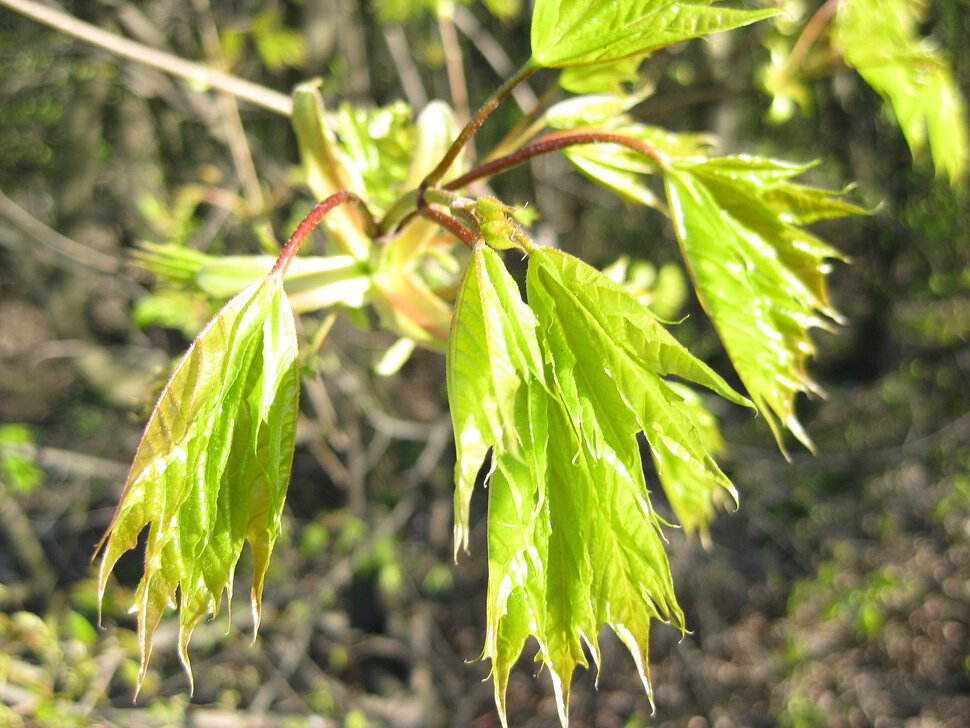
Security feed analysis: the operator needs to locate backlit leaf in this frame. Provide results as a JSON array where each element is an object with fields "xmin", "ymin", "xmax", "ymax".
[
  {"xmin": 663, "ymin": 157, "xmax": 863, "ymax": 451},
  {"xmin": 835, "ymin": 0, "xmax": 968, "ymax": 183},
  {"xmin": 448, "ymin": 245, "xmax": 748, "ymax": 725},
  {"xmin": 447, "ymin": 245, "xmax": 543, "ymax": 554},
  {"xmin": 530, "ymin": 0, "xmax": 777, "ymax": 69},
  {"xmin": 96, "ymin": 272, "xmax": 299, "ymax": 691}
]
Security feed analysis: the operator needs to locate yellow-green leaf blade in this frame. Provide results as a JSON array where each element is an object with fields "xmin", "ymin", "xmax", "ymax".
[
  {"xmin": 96, "ymin": 273, "xmax": 299, "ymax": 690},
  {"xmin": 447, "ymin": 246, "xmax": 542, "ymax": 554},
  {"xmin": 531, "ymin": 0, "xmax": 778, "ymax": 69},
  {"xmin": 528, "ymin": 248, "xmax": 743, "ymax": 536},
  {"xmin": 663, "ymin": 161, "xmax": 859, "ymax": 451}
]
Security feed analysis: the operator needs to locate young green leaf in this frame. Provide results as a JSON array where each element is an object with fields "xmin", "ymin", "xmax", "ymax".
[
  {"xmin": 530, "ymin": 0, "xmax": 778, "ymax": 69},
  {"xmin": 527, "ymin": 249, "xmax": 748, "ymax": 528},
  {"xmin": 835, "ymin": 0, "xmax": 968, "ymax": 183},
  {"xmin": 663, "ymin": 157, "xmax": 863, "ymax": 452},
  {"xmin": 558, "ymin": 56, "xmax": 644, "ymax": 94},
  {"xmin": 447, "ymin": 245, "xmax": 543, "ymax": 553},
  {"xmin": 656, "ymin": 382, "xmax": 729, "ymax": 542},
  {"xmin": 96, "ymin": 272, "xmax": 300, "ymax": 691},
  {"xmin": 332, "ymin": 100, "xmax": 415, "ymax": 216},
  {"xmin": 448, "ymin": 246, "xmax": 749, "ymax": 725}
]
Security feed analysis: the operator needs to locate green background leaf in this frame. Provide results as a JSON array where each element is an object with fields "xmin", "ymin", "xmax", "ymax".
[{"xmin": 835, "ymin": 0, "xmax": 968, "ymax": 183}]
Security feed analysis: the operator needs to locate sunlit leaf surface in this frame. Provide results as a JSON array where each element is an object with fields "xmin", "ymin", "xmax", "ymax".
[
  {"xmin": 530, "ymin": 0, "xmax": 777, "ymax": 69},
  {"xmin": 835, "ymin": 0, "xmax": 968, "ymax": 183},
  {"xmin": 664, "ymin": 157, "xmax": 864, "ymax": 451},
  {"xmin": 448, "ymin": 245, "xmax": 748, "ymax": 725},
  {"xmin": 96, "ymin": 273, "xmax": 299, "ymax": 691}
]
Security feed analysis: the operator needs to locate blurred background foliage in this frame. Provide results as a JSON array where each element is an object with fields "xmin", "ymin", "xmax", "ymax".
[{"xmin": 0, "ymin": 1, "xmax": 968, "ymax": 726}]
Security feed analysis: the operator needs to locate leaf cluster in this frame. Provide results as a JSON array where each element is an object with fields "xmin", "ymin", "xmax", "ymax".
[{"xmin": 89, "ymin": 1, "xmax": 962, "ymax": 725}]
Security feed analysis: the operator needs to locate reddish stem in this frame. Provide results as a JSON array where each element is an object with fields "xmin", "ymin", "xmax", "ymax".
[
  {"xmin": 419, "ymin": 204, "xmax": 475, "ymax": 249},
  {"xmin": 444, "ymin": 130, "xmax": 668, "ymax": 191},
  {"xmin": 272, "ymin": 191, "xmax": 375, "ymax": 276}
]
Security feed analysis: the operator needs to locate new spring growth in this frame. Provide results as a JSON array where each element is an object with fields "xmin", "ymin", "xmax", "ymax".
[{"xmin": 468, "ymin": 196, "xmax": 533, "ymax": 252}]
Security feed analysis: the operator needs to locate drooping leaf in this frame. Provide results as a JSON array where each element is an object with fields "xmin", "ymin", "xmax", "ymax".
[
  {"xmin": 835, "ymin": 0, "xmax": 968, "ymax": 183},
  {"xmin": 527, "ymin": 248, "xmax": 748, "ymax": 521},
  {"xmin": 663, "ymin": 157, "xmax": 864, "ymax": 451},
  {"xmin": 448, "ymin": 245, "xmax": 748, "ymax": 725},
  {"xmin": 447, "ymin": 245, "xmax": 543, "ymax": 553},
  {"xmin": 530, "ymin": 0, "xmax": 778, "ymax": 69},
  {"xmin": 96, "ymin": 272, "xmax": 300, "ymax": 691},
  {"xmin": 654, "ymin": 382, "xmax": 729, "ymax": 541}
]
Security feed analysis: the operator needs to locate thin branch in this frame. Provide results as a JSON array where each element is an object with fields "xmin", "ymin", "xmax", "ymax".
[
  {"xmin": 437, "ymin": 10, "xmax": 470, "ymax": 125},
  {"xmin": 774, "ymin": 0, "xmax": 841, "ymax": 86},
  {"xmin": 444, "ymin": 130, "xmax": 668, "ymax": 191},
  {"xmin": 383, "ymin": 24, "xmax": 428, "ymax": 109},
  {"xmin": 0, "ymin": 0, "xmax": 293, "ymax": 116},
  {"xmin": 421, "ymin": 61, "xmax": 539, "ymax": 189},
  {"xmin": 0, "ymin": 189, "xmax": 121, "ymax": 274},
  {"xmin": 191, "ymin": 0, "xmax": 265, "ymax": 207},
  {"xmin": 419, "ymin": 205, "xmax": 475, "ymax": 249}
]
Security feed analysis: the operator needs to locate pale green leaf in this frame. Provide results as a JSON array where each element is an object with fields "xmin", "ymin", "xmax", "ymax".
[
  {"xmin": 450, "ymin": 246, "xmax": 746, "ymax": 724},
  {"xmin": 483, "ymin": 0, "xmax": 522, "ymax": 22},
  {"xmin": 370, "ymin": 218, "xmax": 457, "ymax": 348},
  {"xmin": 96, "ymin": 273, "xmax": 299, "ymax": 691},
  {"xmin": 374, "ymin": 337, "xmax": 418, "ymax": 377},
  {"xmin": 528, "ymin": 249, "xmax": 745, "ymax": 537},
  {"xmin": 332, "ymin": 100, "xmax": 415, "ymax": 216},
  {"xmin": 663, "ymin": 158, "xmax": 861, "ymax": 451},
  {"xmin": 403, "ymin": 101, "xmax": 464, "ymax": 191},
  {"xmin": 530, "ymin": 0, "xmax": 778, "ymax": 69},
  {"xmin": 541, "ymin": 91, "xmax": 652, "ymax": 131},
  {"xmin": 654, "ymin": 382, "xmax": 729, "ymax": 541},
  {"xmin": 835, "ymin": 0, "xmax": 968, "ymax": 183},
  {"xmin": 447, "ymin": 245, "xmax": 543, "ymax": 553}
]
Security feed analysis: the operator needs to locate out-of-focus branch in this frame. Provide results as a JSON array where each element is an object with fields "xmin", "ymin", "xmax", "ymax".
[
  {"xmin": 452, "ymin": 5, "xmax": 538, "ymax": 113},
  {"xmin": 437, "ymin": 10, "xmax": 469, "ymax": 125},
  {"xmin": 190, "ymin": 0, "xmax": 273, "ymax": 241},
  {"xmin": 0, "ymin": 189, "xmax": 120, "ymax": 274},
  {"xmin": 0, "ymin": 0, "xmax": 293, "ymax": 116}
]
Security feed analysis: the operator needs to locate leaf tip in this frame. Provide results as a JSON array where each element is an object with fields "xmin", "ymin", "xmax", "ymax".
[{"xmin": 177, "ymin": 635, "xmax": 196, "ymax": 696}]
